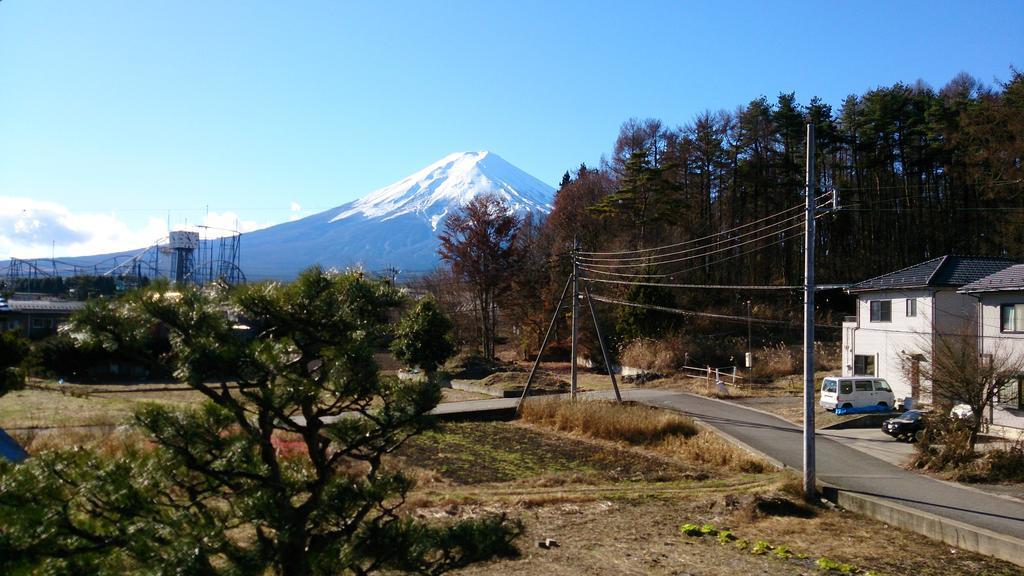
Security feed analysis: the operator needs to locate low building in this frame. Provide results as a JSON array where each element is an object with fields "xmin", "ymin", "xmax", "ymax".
[
  {"xmin": 0, "ymin": 298, "xmax": 87, "ymax": 339},
  {"xmin": 841, "ymin": 255, "xmax": 1017, "ymax": 406},
  {"xmin": 958, "ymin": 264, "xmax": 1024, "ymax": 411}
]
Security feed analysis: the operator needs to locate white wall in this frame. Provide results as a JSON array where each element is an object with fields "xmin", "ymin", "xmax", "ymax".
[
  {"xmin": 977, "ymin": 292, "xmax": 1024, "ymax": 360},
  {"xmin": 843, "ymin": 289, "xmax": 975, "ymax": 403}
]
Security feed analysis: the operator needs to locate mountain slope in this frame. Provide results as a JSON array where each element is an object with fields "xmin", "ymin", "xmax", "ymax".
[{"xmin": 241, "ymin": 151, "xmax": 554, "ymax": 279}]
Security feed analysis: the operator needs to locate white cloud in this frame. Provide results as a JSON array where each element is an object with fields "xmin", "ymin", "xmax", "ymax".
[
  {"xmin": 0, "ymin": 197, "xmax": 277, "ymax": 260},
  {"xmin": 0, "ymin": 197, "xmax": 168, "ymax": 259},
  {"xmin": 290, "ymin": 201, "xmax": 302, "ymax": 212}
]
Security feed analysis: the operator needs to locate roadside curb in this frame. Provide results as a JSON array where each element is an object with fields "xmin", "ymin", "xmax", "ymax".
[{"xmin": 821, "ymin": 486, "xmax": 1024, "ymax": 569}]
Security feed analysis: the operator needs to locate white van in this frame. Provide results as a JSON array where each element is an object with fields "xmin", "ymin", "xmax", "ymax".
[{"xmin": 819, "ymin": 377, "xmax": 895, "ymax": 411}]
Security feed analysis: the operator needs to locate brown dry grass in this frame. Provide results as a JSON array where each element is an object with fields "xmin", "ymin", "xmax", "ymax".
[
  {"xmin": 749, "ymin": 342, "xmax": 841, "ymax": 380},
  {"xmin": 518, "ymin": 398, "xmax": 767, "ymax": 474},
  {"xmin": 619, "ymin": 337, "xmax": 687, "ymax": 373},
  {"xmin": 519, "ymin": 397, "xmax": 698, "ymax": 445},
  {"xmin": 658, "ymin": 430, "xmax": 768, "ymax": 473}
]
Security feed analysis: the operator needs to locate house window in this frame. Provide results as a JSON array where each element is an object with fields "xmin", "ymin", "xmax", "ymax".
[
  {"xmin": 32, "ymin": 318, "xmax": 45, "ymax": 328},
  {"xmin": 1001, "ymin": 304, "xmax": 1024, "ymax": 332},
  {"xmin": 869, "ymin": 300, "xmax": 891, "ymax": 322},
  {"xmin": 854, "ymin": 354, "xmax": 875, "ymax": 376},
  {"xmin": 906, "ymin": 298, "xmax": 917, "ymax": 317}
]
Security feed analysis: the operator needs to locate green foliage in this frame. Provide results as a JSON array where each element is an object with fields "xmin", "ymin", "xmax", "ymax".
[
  {"xmin": 716, "ymin": 529, "xmax": 736, "ymax": 544},
  {"xmin": 590, "ymin": 147, "xmax": 680, "ymax": 249},
  {"xmin": 699, "ymin": 524, "xmax": 718, "ymax": 536},
  {"xmin": 391, "ymin": 298, "xmax": 456, "ymax": 375},
  {"xmin": 751, "ymin": 540, "xmax": 773, "ymax": 555},
  {"xmin": 615, "ymin": 270, "xmax": 677, "ymax": 341},
  {"xmin": 0, "ymin": 267, "xmax": 521, "ymax": 575},
  {"xmin": 0, "ymin": 330, "xmax": 30, "ymax": 397},
  {"xmin": 679, "ymin": 523, "xmax": 701, "ymax": 536},
  {"xmin": 33, "ymin": 332, "xmax": 117, "ymax": 381},
  {"xmin": 772, "ymin": 545, "xmax": 792, "ymax": 559},
  {"xmin": 60, "ymin": 286, "xmax": 174, "ymax": 380}
]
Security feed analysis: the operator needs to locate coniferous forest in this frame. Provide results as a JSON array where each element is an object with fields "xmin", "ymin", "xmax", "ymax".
[
  {"xmin": 454, "ymin": 70, "xmax": 1024, "ymax": 359},
  {"xmin": 545, "ymin": 71, "xmax": 1023, "ymax": 287}
]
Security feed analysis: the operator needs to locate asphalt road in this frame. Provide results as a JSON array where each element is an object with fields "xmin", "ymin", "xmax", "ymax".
[{"xmin": 620, "ymin": 389, "xmax": 1024, "ymax": 540}]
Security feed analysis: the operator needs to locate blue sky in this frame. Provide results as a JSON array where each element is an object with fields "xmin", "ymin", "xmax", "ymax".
[{"xmin": 1, "ymin": 0, "xmax": 1021, "ymax": 258}]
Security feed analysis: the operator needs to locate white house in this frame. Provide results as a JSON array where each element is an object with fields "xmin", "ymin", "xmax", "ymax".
[
  {"xmin": 841, "ymin": 256, "xmax": 1017, "ymax": 407},
  {"xmin": 958, "ymin": 264, "xmax": 1024, "ymax": 412}
]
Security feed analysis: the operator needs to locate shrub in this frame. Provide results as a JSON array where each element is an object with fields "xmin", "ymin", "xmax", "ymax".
[
  {"xmin": 962, "ymin": 437, "xmax": 1024, "ymax": 482},
  {"xmin": 911, "ymin": 414, "xmax": 977, "ymax": 476}
]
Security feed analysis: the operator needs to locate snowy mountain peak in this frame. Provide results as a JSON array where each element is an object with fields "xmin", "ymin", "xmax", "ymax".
[{"xmin": 330, "ymin": 151, "xmax": 554, "ymax": 230}]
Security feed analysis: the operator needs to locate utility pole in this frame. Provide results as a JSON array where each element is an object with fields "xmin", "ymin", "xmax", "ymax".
[
  {"xmin": 803, "ymin": 122, "xmax": 817, "ymax": 501},
  {"xmin": 746, "ymin": 299, "xmax": 752, "ymax": 369},
  {"xmin": 570, "ymin": 238, "xmax": 579, "ymax": 400}
]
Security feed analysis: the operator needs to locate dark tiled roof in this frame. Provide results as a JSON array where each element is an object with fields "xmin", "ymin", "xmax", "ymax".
[
  {"xmin": 848, "ymin": 256, "xmax": 1018, "ymax": 293},
  {"xmin": 959, "ymin": 264, "xmax": 1024, "ymax": 293},
  {"xmin": 2, "ymin": 300, "xmax": 87, "ymax": 314}
]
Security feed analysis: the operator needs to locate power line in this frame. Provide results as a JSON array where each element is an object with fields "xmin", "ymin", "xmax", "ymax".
[
  {"xmin": 576, "ymin": 197, "xmax": 813, "ymax": 257},
  {"xmin": 579, "ymin": 212, "xmax": 831, "ymax": 279},
  {"xmin": 578, "ymin": 194, "xmax": 835, "ymax": 268},
  {"xmin": 579, "ymin": 219, "xmax": 808, "ymax": 270},
  {"xmin": 585, "ymin": 278, "xmax": 802, "ymax": 290},
  {"xmin": 588, "ymin": 293, "xmax": 841, "ymax": 330},
  {"xmin": 577, "ymin": 210, "xmax": 807, "ymax": 264},
  {"xmin": 583, "ymin": 229, "xmax": 803, "ymax": 280}
]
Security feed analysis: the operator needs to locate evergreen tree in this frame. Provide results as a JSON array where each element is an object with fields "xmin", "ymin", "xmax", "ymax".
[{"xmin": 0, "ymin": 268, "xmax": 521, "ymax": 575}]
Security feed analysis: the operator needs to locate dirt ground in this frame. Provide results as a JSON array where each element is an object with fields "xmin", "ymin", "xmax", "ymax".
[
  {"xmin": 440, "ymin": 497, "xmax": 1021, "ymax": 576},
  {"xmin": 394, "ymin": 421, "xmax": 1022, "ymax": 576}
]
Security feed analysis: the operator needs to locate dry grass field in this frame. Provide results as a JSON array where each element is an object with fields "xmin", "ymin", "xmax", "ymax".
[{"xmin": 389, "ymin": 402, "xmax": 1020, "ymax": 576}]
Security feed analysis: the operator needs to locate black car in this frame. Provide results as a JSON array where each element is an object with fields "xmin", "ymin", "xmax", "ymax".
[{"xmin": 881, "ymin": 410, "xmax": 926, "ymax": 442}]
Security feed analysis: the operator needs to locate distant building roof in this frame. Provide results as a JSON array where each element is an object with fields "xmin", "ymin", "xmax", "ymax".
[
  {"xmin": 959, "ymin": 263, "xmax": 1024, "ymax": 294},
  {"xmin": 3, "ymin": 300, "xmax": 87, "ymax": 314},
  {"xmin": 848, "ymin": 256, "xmax": 1018, "ymax": 293}
]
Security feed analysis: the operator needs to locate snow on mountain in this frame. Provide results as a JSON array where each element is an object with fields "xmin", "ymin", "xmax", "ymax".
[
  {"xmin": 330, "ymin": 151, "xmax": 553, "ymax": 229},
  {"xmin": 8, "ymin": 152, "xmax": 556, "ymax": 281},
  {"xmin": 240, "ymin": 151, "xmax": 554, "ymax": 279}
]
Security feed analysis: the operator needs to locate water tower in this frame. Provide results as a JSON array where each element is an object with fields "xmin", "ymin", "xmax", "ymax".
[{"xmin": 168, "ymin": 230, "xmax": 200, "ymax": 285}]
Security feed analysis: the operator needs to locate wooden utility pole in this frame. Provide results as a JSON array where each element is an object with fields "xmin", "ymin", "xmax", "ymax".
[{"xmin": 803, "ymin": 123, "xmax": 817, "ymax": 501}]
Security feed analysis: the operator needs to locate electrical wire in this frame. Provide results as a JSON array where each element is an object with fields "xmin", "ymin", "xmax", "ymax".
[
  {"xmin": 588, "ymin": 293, "xmax": 842, "ymax": 329},
  {"xmin": 577, "ymin": 210, "xmax": 807, "ymax": 264},
  {"xmin": 582, "ymin": 228, "xmax": 804, "ymax": 281},
  {"xmin": 579, "ymin": 219, "xmax": 808, "ymax": 271},
  {"xmin": 585, "ymin": 278, "xmax": 801, "ymax": 290},
  {"xmin": 578, "ymin": 194, "xmax": 835, "ymax": 267},
  {"xmin": 576, "ymin": 196, "xmax": 817, "ymax": 257},
  {"xmin": 578, "ymin": 207, "xmax": 836, "ymax": 280}
]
